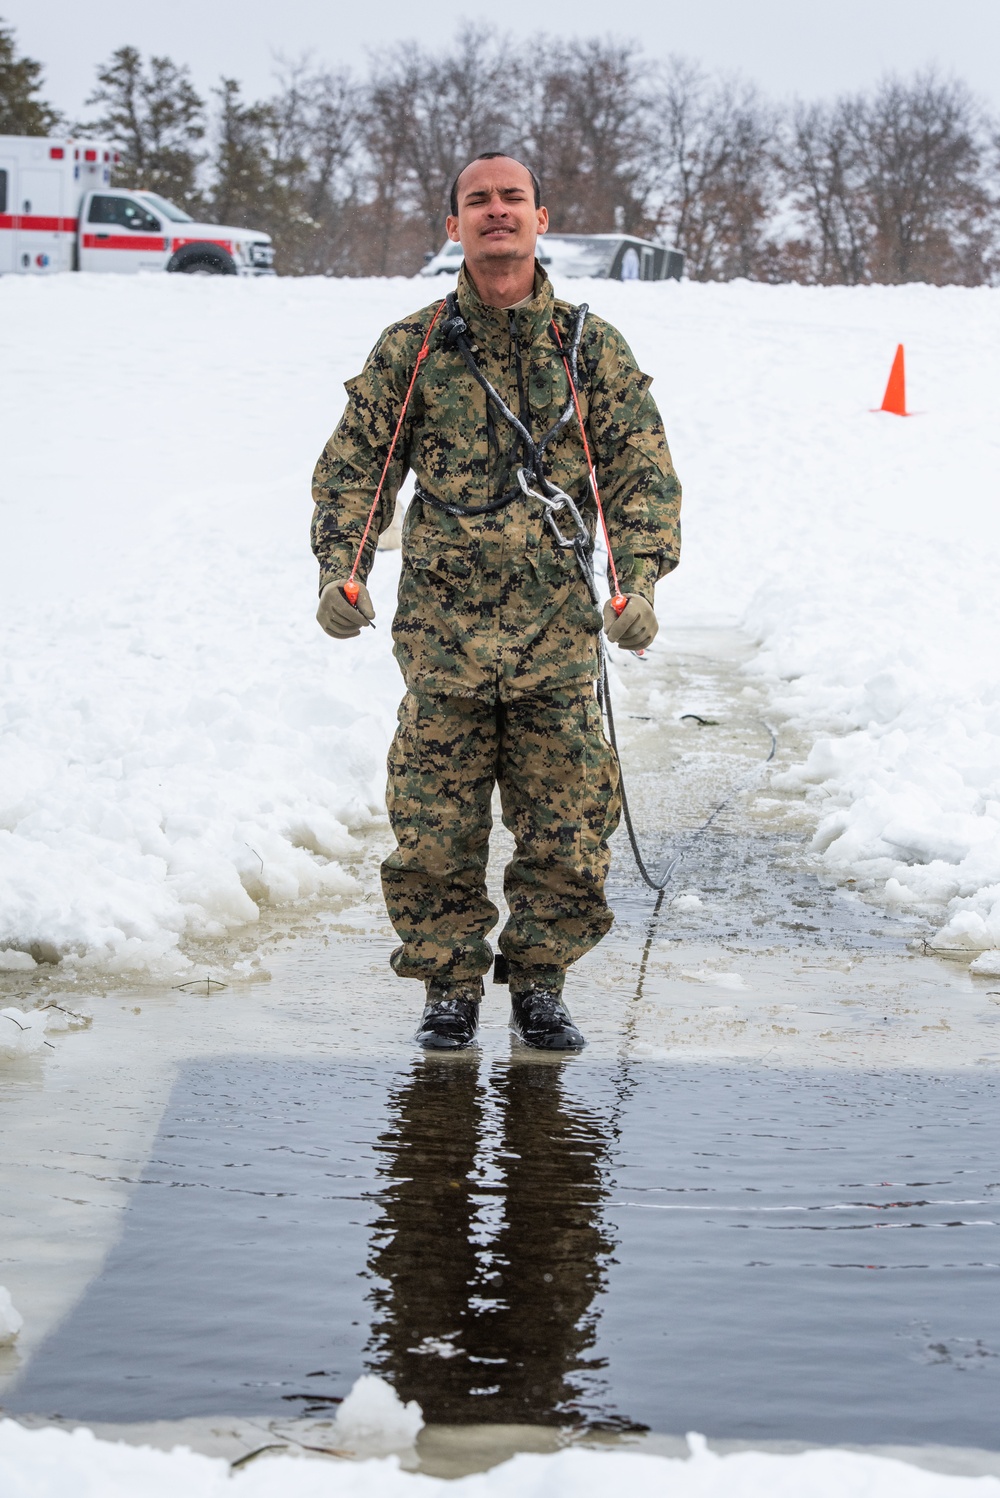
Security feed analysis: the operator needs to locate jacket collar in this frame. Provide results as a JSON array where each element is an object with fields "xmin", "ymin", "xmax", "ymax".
[{"xmin": 456, "ymin": 260, "xmax": 555, "ymax": 344}]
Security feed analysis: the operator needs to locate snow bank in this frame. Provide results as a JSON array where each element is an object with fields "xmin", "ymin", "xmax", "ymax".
[
  {"xmin": 0, "ymin": 275, "xmax": 410, "ymax": 977},
  {"xmin": 2, "ymin": 273, "xmax": 999, "ymax": 972},
  {"xmin": 633, "ymin": 277, "xmax": 1000, "ymax": 963},
  {"xmin": 1, "ymin": 1421, "xmax": 997, "ymax": 1497}
]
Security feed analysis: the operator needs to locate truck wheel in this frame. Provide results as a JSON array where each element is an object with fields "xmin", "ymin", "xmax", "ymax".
[{"xmin": 167, "ymin": 247, "xmax": 237, "ymax": 276}]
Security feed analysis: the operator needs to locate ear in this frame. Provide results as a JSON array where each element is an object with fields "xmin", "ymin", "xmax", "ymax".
[
  {"xmin": 445, "ymin": 215, "xmax": 461, "ymax": 244},
  {"xmin": 536, "ymin": 206, "xmax": 549, "ymax": 236}
]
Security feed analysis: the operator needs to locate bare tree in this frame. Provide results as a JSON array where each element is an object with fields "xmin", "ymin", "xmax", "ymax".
[
  {"xmin": 363, "ymin": 25, "xmax": 514, "ymax": 271},
  {"xmin": 517, "ymin": 37, "xmax": 655, "ymax": 234},
  {"xmin": 651, "ymin": 59, "xmax": 778, "ymax": 279},
  {"xmin": 261, "ymin": 58, "xmax": 365, "ymax": 273},
  {"xmin": 853, "ymin": 73, "xmax": 993, "ymax": 284},
  {"xmin": 783, "ymin": 100, "xmax": 869, "ymax": 283},
  {"xmin": 782, "ymin": 73, "xmax": 995, "ymax": 285}
]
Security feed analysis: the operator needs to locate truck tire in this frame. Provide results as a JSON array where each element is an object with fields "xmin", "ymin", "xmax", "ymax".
[{"xmin": 167, "ymin": 245, "xmax": 237, "ymax": 276}]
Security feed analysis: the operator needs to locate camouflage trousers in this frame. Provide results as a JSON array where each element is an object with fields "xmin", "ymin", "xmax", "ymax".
[{"xmin": 381, "ymin": 689, "xmax": 622, "ymax": 982}]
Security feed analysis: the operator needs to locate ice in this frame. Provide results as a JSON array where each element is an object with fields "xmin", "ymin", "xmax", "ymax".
[
  {"xmin": 1, "ymin": 1418, "xmax": 997, "ymax": 1494},
  {"xmin": 969, "ymin": 949, "xmax": 1000, "ymax": 977},
  {"xmin": 330, "ymin": 1374, "xmax": 424, "ymax": 1453},
  {"xmin": 0, "ymin": 1290, "xmax": 23, "ymax": 1346},
  {"xmin": 3, "ymin": 274, "xmax": 1000, "ymax": 975},
  {"xmin": 682, "ymin": 969, "xmax": 748, "ymax": 990},
  {"xmin": 0, "ymin": 1008, "xmax": 49, "ymax": 1060},
  {"xmin": 672, "ymin": 892, "xmax": 704, "ymax": 911},
  {"xmin": 0, "ymin": 951, "xmax": 36, "ymax": 972}
]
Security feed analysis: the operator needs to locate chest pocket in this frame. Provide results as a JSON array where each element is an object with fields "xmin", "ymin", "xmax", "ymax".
[{"xmin": 403, "ymin": 532, "xmax": 480, "ymax": 595}]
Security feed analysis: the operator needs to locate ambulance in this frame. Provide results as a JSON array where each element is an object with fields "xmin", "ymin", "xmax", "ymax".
[{"xmin": 0, "ymin": 135, "xmax": 275, "ymax": 276}]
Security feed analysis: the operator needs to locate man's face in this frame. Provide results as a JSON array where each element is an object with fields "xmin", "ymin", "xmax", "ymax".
[{"xmin": 446, "ymin": 157, "xmax": 548, "ymax": 268}]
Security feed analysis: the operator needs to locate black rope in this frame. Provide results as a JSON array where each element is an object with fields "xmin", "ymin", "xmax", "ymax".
[
  {"xmin": 599, "ymin": 650, "xmax": 678, "ymax": 892},
  {"xmin": 616, "ymin": 710, "xmax": 778, "ymax": 1054},
  {"xmin": 435, "ymin": 291, "xmax": 680, "ymax": 894},
  {"xmin": 441, "ymin": 292, "xmax": 588, "ymax": 499}
]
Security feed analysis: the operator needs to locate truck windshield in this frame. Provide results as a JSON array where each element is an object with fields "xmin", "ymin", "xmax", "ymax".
[{"xmin": 138, "ymin": 193, "xmax": 194, "ymax": 224}]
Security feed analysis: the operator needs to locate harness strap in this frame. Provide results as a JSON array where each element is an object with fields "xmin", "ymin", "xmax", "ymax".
[
  {"xmin": 414, "ymin": 480, "xmax": 522, "ymax": 519},
  {"xmin": 442, "ymin": 292, "xmax": 588, "ymax": 497}
]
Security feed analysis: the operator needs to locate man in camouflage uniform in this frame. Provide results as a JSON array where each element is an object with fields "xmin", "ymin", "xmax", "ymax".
[{"xmin": 312, "ymin": 153, "xmax": 681, "ymax": 1050}]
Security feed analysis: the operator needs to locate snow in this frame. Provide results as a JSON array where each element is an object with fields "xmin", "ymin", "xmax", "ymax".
[
  {"xmin": 0, "ymin": 1007, "xmax": 50, "ymax": 1058},
  {"xmin": 1, "ymin": 272, "xmax": 999, "ymax": 975},
  {"xmin": 1, "ymin": 1419, "xmax": 998, "ymax": 1496},
  {"xmin": 672, "ymin": 891, "xmax": 705, "ymax": 911},
  {"xmin": 330, "ymin": 1375, "xmax": 423, "ymax": 1454}
]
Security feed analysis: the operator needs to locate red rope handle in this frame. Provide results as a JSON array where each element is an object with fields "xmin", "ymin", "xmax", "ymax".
[
  {"xmin": 344, "ymin": 300, "xmax": 447, "ymax": 601},
  {"xmin": 549, "ymin": 319, "xmax": 626, "ymax": 613}
]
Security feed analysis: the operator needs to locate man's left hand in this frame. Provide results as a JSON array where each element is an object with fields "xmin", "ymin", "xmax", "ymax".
[{"xmin": 603, "ymin": 595, "xmax": 658, "ymax": 651}]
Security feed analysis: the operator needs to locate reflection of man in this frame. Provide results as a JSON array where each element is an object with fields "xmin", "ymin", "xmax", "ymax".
[
  {"xmin": 311, "ymin": 153, "xmax": 681, "ymax": 1051},
  {"xmin": 366, "ymin": 1058, "xmax": 618, "ymax": 1425}
]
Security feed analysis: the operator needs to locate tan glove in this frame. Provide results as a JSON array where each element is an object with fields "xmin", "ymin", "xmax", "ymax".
[
  {"xmin": 603, "ymin": 594, "xmax": 658, "ymax": 651},
  {"xmin": 316, "ymin": 580, "xmax": 375, "ymax": 639}
]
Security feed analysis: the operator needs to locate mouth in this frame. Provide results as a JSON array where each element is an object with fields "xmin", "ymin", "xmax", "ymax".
[{"xmin": 481, "ymin": 226, "xmax": 515, "ymax": 239}]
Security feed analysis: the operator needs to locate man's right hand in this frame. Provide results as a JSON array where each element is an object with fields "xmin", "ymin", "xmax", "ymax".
[{"xmin": 316, "ymin": 580, "xmax": 375, "ymax": 639}]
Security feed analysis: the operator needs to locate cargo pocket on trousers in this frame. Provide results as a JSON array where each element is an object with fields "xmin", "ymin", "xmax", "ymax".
[
  {"xmin": 582, "ymin": 697, "xmax": 621, "ymax": 854},
  {"xmin": 385, "ymin": 694, "xmax": 423, "ymax": 849}
]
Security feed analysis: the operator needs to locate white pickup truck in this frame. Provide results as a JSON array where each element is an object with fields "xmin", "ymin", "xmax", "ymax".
[{"xmin": 0, "ymin": 134, "xmax": 274, "ymax": 276}]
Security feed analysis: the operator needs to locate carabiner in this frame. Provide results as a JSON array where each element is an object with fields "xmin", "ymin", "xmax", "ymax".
[{"xmin": 516, "ymin": 468, "xmax": 589, "ymax": 552}]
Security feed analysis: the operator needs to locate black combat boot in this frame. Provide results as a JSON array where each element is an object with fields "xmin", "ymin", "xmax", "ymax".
[
  {"xmin": 415, "ymin": 978, "xmax": 483, "ymax": 1050},
  {"xmin": 509, "ymin": 974, "xmax": 585, "ymax": 1051}
]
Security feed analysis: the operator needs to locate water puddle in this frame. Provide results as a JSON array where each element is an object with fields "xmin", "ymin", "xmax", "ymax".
[
  {"xmin": 3, "ymin": 627, "xmax": 999, "ymax": 1477},
  {"xmin": 5, "ymin": 1052, "xmax": 999, "ymax": 1455}
]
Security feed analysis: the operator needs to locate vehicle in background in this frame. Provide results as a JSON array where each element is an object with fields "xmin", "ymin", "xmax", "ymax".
[
  {"xmin": 420, "ymin": 233, "xmax": 683, "ymax": 281},
  {"xmin": 0, "ymin": 135, "xmax": 274, "ymax": 276}
]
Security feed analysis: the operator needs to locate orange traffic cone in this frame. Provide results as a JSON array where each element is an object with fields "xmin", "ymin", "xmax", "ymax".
[{"xmin": 878, "ymin": 344, "xmax": 908, "ymax": 416}]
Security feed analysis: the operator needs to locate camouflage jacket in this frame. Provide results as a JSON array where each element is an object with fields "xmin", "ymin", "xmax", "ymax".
[{"xmin": 311, "ymin": 263, "xmax": 681, "ymax": 700}]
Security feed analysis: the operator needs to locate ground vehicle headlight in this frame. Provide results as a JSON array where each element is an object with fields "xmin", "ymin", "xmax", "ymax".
[{"xmin": 248, "ymin": 242, "xmax": 274, "ymax": 267}]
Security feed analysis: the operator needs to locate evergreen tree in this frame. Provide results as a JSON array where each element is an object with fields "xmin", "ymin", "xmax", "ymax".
[
  {"xmin": 211, "ymin": 78, "xmax": 282, "ymax": 225},
  {"xmin": 84, "ymin": 46, "xmax": 205, "ymax": 208},
  {"xmin": 0, "ymin": 17, "xmax": 60, "ymax": 134}
]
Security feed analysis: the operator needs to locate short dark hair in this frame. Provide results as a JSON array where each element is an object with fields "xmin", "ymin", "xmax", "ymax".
[{"xmin": 449, "ymin": 153, "xmax": 541, "ymax": 217}]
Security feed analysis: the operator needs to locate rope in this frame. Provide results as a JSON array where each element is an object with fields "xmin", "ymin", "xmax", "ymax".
[
  {"xmin": 550, "ymin": 319, "xmax": 622, "ymax": 601},
  {"xmin": 347, "ymin": 300, "xmax": 447, "ymax": 588}
]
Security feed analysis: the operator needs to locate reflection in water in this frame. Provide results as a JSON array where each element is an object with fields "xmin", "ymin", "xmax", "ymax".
[{"xmin": 366, "ymin": 1056, "xmax": 629, "ymax": 1427}]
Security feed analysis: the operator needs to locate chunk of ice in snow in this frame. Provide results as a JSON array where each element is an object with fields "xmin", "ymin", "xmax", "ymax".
[
  {"xmin": 970, "ymin": 949, "xmax": 1000, "ymax": 976},
  {"xmin": 0, "ymin": 1287, "xmax": 23, "ymax": 1345},
  {"xmin": 0, "ymin": 1008, "xmax": 49, "ymax": 1059},
  {"xmin": 673, "ymin": 892, "xmax": 704, "ymax": 912},
  {"xmin": 0, "ymin": 949, "xmax": 36, "ymax": 972},
  {"xmin": 331, "ymin": 1374, "xmax": 423, "ymax": 1451},
  {"xmin": 38, "ymin": 1002, "xmax": 92, "ymax": 1032},
  {"xmin": 682, "ymin": 969, "xmax": 748, "ymax": 990}
]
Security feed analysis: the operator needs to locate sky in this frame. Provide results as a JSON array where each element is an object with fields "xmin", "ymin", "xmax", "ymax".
[{"xmin": 6, "ymin": 0, "xmax": 1000, "ymax": 119}]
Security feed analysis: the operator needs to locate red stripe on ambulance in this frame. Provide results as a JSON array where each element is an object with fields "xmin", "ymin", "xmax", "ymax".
[
  {"xmin": 81, "ymin": 234, "xmax": 167, "ymax": 252},
  {"xmin": 0, "ymin": 215, "xmax": 79, "ymax": 232}
]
